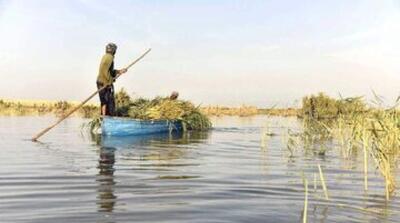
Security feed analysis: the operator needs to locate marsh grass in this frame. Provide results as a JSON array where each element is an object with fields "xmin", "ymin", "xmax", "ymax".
[
  {"xmin": 0, "ymin": 99, "xmax": 99, "ymax": 118},
  {"xmin": 325, "ymin": 111, "xmax": 398, "ymax": 199},
  {"xmin": 291, "ymin": 93, "xmax": 400, "ymax": 199},
  {"xmin": 1, "ymin": 98, "xmax": 299, "ymax": 118},
  {"xmin": 201, "ymin": 106, "xmax": 298, "ymax": 117},
  {"xmin": 83, "ymin": 116, "xmax": 102, "ymax": 133},
  {"xmin": 299, "ymin": 92, "xmax": 367, "ymax": 119},
  {"xmin": 201, "ymin": 105, "xmax": 259, "ymax": 116}
]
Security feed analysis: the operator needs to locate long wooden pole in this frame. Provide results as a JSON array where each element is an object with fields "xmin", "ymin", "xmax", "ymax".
[{"xmin": 31, "ymin": 48, "xmax": 152, "ymax": 142}]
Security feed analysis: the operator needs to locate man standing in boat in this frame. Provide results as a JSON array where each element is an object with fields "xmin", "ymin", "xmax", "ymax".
[{"xmin": 97, "ymin": 43, "xmax": 127, "ymax": 116}]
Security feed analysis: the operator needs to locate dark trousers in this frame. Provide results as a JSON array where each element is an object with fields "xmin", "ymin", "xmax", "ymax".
[{"xmin": 97, "ymin": 82, "xmax": 115, "ymax": 116}]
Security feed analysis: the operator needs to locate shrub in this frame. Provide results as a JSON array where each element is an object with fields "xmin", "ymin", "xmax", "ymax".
[{"xmin": 300, "ymin": 92, "xmax": 367, "ymax": 119}]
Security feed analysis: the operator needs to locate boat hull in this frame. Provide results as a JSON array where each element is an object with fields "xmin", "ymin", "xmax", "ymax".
[{"xmin": 101, "ymin": 116, "xmax": 182, "ymax": 136}]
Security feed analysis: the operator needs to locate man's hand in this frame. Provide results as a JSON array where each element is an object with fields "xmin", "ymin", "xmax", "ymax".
[{"xmin": 119, "ymin": 68, "xmax": 128, "ymax": 74}]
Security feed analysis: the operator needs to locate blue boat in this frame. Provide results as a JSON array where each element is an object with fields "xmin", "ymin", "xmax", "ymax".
[{"xmin": 101, "ymin": 116, "xmax": 183, "ymax": 136}]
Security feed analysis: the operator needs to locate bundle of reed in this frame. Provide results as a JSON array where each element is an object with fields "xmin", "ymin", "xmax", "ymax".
[{"xmin": 113, "ymin": 88, "xmax": 212, "ymax": 131}]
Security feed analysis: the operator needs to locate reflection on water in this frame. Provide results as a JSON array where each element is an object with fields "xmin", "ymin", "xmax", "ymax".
[
  {"xmin": 99, "ymin": 131, "xmax": 210, "ymax": 149},
  {"xmin": 97, "ymin": 146, "xmax": 116, "ymax": 213},
  {"xmin": 0, "ymin": 116, "xmax": 399, "ymax": 223},
  {"xmin": 94, "ymin": 131, "xmax": 211, "ymax": 215}
]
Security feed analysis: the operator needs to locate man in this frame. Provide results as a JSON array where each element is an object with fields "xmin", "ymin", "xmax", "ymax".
[
  {"xmin": 169, "ymin": 91, "xmax": 179, "ymax": 100},
  {"xmin": 97, "ymin": 43, "xmax": 127, "ymax": 116}
]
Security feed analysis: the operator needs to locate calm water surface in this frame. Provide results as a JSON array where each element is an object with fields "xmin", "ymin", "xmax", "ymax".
[{"xmin": 0, "ymin": 116, "xmax": 399, "ymax": 222}]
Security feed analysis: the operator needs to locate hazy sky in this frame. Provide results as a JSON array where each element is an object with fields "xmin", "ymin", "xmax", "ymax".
[{"xmin": 0, "ymin": 0, "xmax": 400, "ymax": 107}]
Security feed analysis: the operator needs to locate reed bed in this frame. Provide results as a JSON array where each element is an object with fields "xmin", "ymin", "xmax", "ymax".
[
  {"xmin": 315, "ymin": 110, "xmax": 399, "ymax": 199},
  {"xmin": 293, "ymin": 93, "xmax": 400, "ymax": 199},
  {"xmin": 201, "ymin": 105, "xmax": 298, "ymax": 117},
  {"xmin": 0, "ymin": 99, "xmax": 98, "ymax": 118},
  {"xmin": 201, "ymin": 105, "xmax": 259, "ymax": 116},
  {"xmin": 299, "ymin": 92, "xmax": 367, "ymax": 119},
  {"xmin": 1, "ymin": 98, "xmax": 299, "ymax": 118},
  {"xmin": 1, "ymin": 99, "xmax": 299, "ymax": 119}
]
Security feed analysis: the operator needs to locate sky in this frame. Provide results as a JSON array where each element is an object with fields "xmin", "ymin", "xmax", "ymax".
[{"xmin": 0, "ymin": 0, "xmax": 400, "ymax": 107}]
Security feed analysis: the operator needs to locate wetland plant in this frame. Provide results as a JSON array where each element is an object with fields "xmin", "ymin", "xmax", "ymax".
[{"xmin": 295, "ymin": 93, "xmax": 400, "ymax": 200}]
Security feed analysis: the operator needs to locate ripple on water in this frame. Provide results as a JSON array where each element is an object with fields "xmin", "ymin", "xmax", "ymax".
[{"xmin": 0, "ymin": 116, "xmax": 399, "ymax": 222}]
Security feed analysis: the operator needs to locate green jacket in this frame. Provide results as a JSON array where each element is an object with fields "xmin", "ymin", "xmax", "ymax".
[{"xmin": 97, "ymin": 53, "xmax": 116, "ymax": 85}]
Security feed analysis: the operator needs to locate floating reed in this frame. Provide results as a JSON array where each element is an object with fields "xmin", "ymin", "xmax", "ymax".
[
  {"xmin": 362, "ymin": 130, "xmax": 369, "ymax": 191},
  {"xmin": 318, "ymin": 164, "xmax": 329, "ymax": 200},
  {"xmin": 301, "ymin": 173, "xmax": 308, "ymax": 223}
]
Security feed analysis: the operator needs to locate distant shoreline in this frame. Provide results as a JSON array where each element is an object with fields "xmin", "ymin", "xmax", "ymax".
[
  {"xmin": 201, "ymin": 106, "xmax": 298, "ymax": 117},
  {"xmin": 0, "ymin": 99, "xmax": 299, "ymax": 117},
  {"xmin": 0, "ymin": 99, "xmax": 98, "ymax": 118}
]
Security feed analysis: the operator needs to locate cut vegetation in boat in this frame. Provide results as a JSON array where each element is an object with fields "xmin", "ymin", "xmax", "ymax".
[{"xmin": 86, "ymin": 88, "xmax": 212, "ymax": 134}]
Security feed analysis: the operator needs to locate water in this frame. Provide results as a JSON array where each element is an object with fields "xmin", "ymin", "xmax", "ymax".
[{"xmin": 0, "ymin": 115, "xmax": 399, "ymax": 222}]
